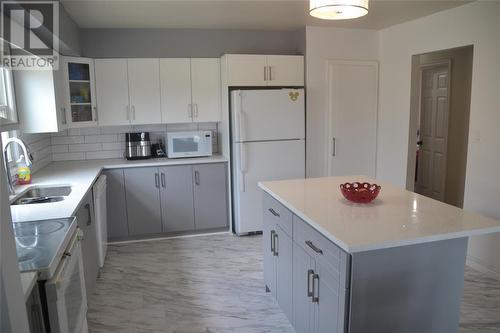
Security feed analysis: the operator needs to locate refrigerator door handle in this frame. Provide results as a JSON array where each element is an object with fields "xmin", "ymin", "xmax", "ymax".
[
  {"xmin": 239, "ymin": 144, "xmax": 247, "ymax": 192},
  {"xmin": 235, "ymin": 94, "xmax": 246, "ymax": 142}
]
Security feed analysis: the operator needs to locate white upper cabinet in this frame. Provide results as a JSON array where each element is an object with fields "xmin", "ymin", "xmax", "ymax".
[
  {"xmin": 95, "ymin": 59, "xmax": 162, "ymax": 126},
  {"xmin": 225, "ymin": 55, "xmax": 268, "ymax": 86},
  {"xmin": 62, "ymin": 57, "xmax": 98, "ymax": 128},
  {"xmin": 191, "ymin": 58, "xmax": 221, "ymax": 122},
  {"xmin": 94, "ymin": 59, "xmax": 130, "ymax": 126},
  {"xmin": 267, "ymin": 55, "xmax": 304, "ymax": 87},
  {"xmin": 160, "ymin": 58, "xmax": 192, "ymax": 123},
  {"xmin": 14, "ymin": 65, "xmax": 67, "ymax": 133},
  {"xmin": 224, "ymin": 54, "xmax": 304, "ymax": 87},
  {"xmin": 127, "ymin": 59, "xmax": 162, "ymax": 125},
  {"xmin": 160, "ymin": 58, "xmax": 221, "ymax": 123}
]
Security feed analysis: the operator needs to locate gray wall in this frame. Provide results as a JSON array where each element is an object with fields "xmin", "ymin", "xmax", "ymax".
[
  {"xmin": 58, "ymin": 2, "xmax": 82, "ymax": 56},
  {"xmin": 80, "ymin": 28, "xmax": 305, "ymax": 58}
]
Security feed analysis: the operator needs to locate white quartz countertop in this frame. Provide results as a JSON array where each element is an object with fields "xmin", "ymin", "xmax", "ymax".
[
  {"xmin": 10, "ymin": 155, "xmax": 228, "ymax": 222},
  {"xmin": 258, "ymin": 176, "xmax": 500, "ymax": 253}
]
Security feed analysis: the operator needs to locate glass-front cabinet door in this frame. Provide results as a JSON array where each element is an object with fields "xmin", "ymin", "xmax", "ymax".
[{"xmin": 62, "ymin": 57, "xmax": 97, "ymax": 127}]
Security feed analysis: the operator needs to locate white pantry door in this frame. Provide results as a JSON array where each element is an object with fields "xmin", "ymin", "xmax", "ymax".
[
  {"xmin": 327, "ymin": 60, "xmax": 378, "ymax": 177},
  {"xmin": 415, "ymin": 65, "xmax": 450, "ymax": 201}
]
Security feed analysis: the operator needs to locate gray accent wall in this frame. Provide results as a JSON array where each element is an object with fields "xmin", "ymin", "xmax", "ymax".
[
  {"xmin": 80, "ymin": 28, "xmax": 305, "ymax": 58},
  {"xmin": 59, "ymin": 2, "xmax": 82, "ymax": 56}
]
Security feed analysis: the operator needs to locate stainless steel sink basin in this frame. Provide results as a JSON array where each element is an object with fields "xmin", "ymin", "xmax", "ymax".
[{"xmin": 12, "ymin": 186, "xmax": 72, "ymax": 205}]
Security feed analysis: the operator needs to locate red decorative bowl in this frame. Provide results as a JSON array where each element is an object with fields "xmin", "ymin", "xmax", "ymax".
[{"xmin": 340, "ymin": 182, "xmax": 381, "ymax": 203}]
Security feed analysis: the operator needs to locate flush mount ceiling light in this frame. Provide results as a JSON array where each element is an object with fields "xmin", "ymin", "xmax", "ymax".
[{"xmin": 309, "ymin": 0, "xmax": 369, "ymax": 20}]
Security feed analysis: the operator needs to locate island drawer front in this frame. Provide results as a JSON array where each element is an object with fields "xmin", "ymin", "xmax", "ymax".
[
  {"xmin": 294, "ymin": 215, "xmax": 349, "ymax": 285},
  {"xmin": 263, "ymin": 193, "xmax": 293, "ymax": 237}
]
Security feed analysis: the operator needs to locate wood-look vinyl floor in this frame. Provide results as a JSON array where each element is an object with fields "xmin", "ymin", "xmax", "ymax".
[{"xmin": 87, "ymin": 234, "xmax": 500, "ymax": 333}]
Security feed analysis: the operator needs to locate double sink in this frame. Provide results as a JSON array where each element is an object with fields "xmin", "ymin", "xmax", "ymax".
[{"xmin": 11, "ymin": 185, "xmax": 72, "ymax": 205}]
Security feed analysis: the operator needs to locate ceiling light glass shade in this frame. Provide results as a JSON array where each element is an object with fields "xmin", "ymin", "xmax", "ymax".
[{"xmin": 309, "ymin": 0, "xmax": 369, "ymax": 20}]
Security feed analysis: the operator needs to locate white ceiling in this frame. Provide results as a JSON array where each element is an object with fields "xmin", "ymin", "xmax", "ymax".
[{"xmin": 61, "ymin": 0, "xmax": 471, "ymax": 31}]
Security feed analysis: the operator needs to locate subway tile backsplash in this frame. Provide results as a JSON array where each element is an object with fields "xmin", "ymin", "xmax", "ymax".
[{"xmin": 50, "ymin": 123, "xmax": 219, "ymax": 162}]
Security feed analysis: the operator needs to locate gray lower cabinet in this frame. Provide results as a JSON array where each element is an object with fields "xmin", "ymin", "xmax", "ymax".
[
  {"xmin": 293, "ymin": 243, "xmax": 315, "ymax": 333},
  {"xmin": 264, "ymin": 194, "xmax": 349, "ymax": 333},
  {"xmin": 105, "ymin": 163, "xmax": 229, "ymax": 240},
  {"xmin": 103, "ymin": 169, "xmax": 129, "ymax": 239},
  {"xmin": 263, "ymin": 201, "xmax": 293, "ymax": 322},
  {"xmin": 76, "ymin": 193, "xmax": 99, "ymax": 300},
  {"xmin": 159, "ymin": 165, "xmax": 195, "ymax": 232},
  {"xmin": 124, "ymin": 167, "xmax": 162, "ymax": 236},
  {"xmin": 193, "ymin": 164, "xmax": 229, "ymax": 230}
]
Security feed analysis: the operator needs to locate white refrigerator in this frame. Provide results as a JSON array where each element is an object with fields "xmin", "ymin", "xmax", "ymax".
[{"xmin": 231, "ymin": 89, "xmax": 305, "ymax": 235}]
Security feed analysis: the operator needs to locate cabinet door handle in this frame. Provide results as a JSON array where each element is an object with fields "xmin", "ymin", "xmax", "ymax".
[
  {"xmin": 85, "ymin": 203, "xmax": 92, "ymax": 226},
  {"xmin": 132, "ymin": 105, "xmax": 136, "ymax": 120},
  {"xmin": 161, "ymin": 172, "xmax": 166, "ymax": 188},
  {"xmin": 312, "ymin": 273, "xmax": 320, "ymax": 303},
  {"xmin": 332, "ymin": 137, "xmax": 336, "ymax": 157},
  {"xmin": 126, "ymin": 105, "xmax": 130, "ymax": 120},
  {"xmin": 94, "ymin": 106, "xmax": 98, "ymax": 121},
  {"xmin": 305, "ymin": 240, "xmax": 323, "ymax": 255},
  {"xmin": 307, "ymin": 269, "xmax": 314, "ymax": 297},
  {"xmin": 264, "ymin": 66, "xmax": 267, "ymax": 81},
  {"xmin": 273, "ymin": 233, "xmax": 279, "ymax": 256},
  {"xmin": 270, "ymin": 230, "xmax": 276, "ymax": 254},
  {"xmin": 269, "ymin": 66, "xmax": 273, "ymax": 81},
  {"xmin": 268, "ymin": 208, "xmax": 280, "ymax": 217},
  {"xmin": 61, "ymin": 107, "xmax": 67, "ymax": 125},
  {"xmin": 194, "ymin": 170, "xmax": 200, "ymax": 185},
  {"xmin": 155, "ymin": 173, "xmax": 160, "ymax": 188}
]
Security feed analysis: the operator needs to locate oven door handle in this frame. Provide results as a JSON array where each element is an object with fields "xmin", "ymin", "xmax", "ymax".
[{"xmin": 47, "ymin": 229, "xmax": 83, "ymax": 287}]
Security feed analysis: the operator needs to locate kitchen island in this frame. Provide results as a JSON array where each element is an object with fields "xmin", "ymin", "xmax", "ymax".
[{"xmin": 258, "ymin": 176, "xmax": 500, "ymax": 333}]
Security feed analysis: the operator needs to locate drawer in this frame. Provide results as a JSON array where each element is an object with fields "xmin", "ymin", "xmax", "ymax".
[
  {"xmin": 263, "ymin": 193, "xmax": 293, "ymax": 237},
  {"xmin": 293, "ymin": 215, "xmax": 349, "ymax": 286}
]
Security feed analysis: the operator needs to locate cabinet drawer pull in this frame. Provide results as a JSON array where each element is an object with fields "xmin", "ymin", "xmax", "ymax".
[
  {"xmin": 85, "ymin": 203, "xmax": 92, "ymax": 226},
  {"xmin": 305, "ymin": 240, "xmax": 323, "ymax": 255},
  {"xmin": 155, "ymin": 173, "xmax": 160, "ymax": 188},
  {"xmin": 307, "ymin": 269, "xmax": 314, "ymax": 297},
  {"xmin": 273, "ymin": 232, "xmax": 279, "ymax": 256},
  {"xmin": 270, "ymin": 230, "xmax": 276, "ymax": 254},
  {"xmin": 312, "ymin": 273, "xmax": 319, "ymax": 303},
  {"xmin": 268, "ymin": 208, "xmax": 280, "ymax": 217}
]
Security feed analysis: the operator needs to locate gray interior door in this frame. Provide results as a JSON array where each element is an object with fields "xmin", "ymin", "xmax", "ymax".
[
  {"xmin": 193, "ymin": 163, "xmax": 229, "ymax": 230},
  {"xmin": 76, "ymin": 193, "xmax": 99, "ymax": 300},
  {"xmin": 293, "ymin": 242, "xmax": 315, "ymax": 333},
  {"xmin": 124, "ymin": 167, "xmax": 162, "ymax": 236},
  {"xmin": 103, "ymin": 169, "xmax": 129, "ymax": 240},
  {"xmin": 275, "ymin": 226, "xmax": 293, "ymax": 323},
  {"xmin": 263, "ymin": 218, "xmax": 276, "ymax": 297},
  {"xmin": 159, "ymin": 165, "xmax": 195, "ymax": 233}
]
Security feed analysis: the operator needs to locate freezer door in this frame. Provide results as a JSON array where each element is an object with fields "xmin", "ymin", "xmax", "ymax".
[
  {"xmin": 233, "ymin": 140, "xmax": 305, "ymax": 234},
  {"xmin": 231, "ymin": 89, "xmax": 305, "ymax": 142}
]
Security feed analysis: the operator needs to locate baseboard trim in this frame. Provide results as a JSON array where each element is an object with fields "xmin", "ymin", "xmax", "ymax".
[
  {"xmin": 466, "ymin": 255, "xmax": 500, "ymax": 280},
  {"xmin": 108, "ymin": 230, "xmax": 231, "ymax": 245}
]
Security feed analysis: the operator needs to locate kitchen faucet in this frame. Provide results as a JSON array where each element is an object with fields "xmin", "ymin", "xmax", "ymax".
[{"xmin": 3, "ymin": 137, "xmax": 33, "ymax": 195}]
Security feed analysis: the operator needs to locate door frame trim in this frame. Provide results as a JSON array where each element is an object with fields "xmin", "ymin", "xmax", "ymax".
[{"xmin": 324, "ymin": 59, "xmax": 379, "ymax": 177}]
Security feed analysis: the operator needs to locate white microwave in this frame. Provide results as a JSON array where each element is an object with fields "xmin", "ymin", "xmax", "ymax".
[{"xmin": 166, "ymin": 131, "xmax": 213, "ymax": 158}]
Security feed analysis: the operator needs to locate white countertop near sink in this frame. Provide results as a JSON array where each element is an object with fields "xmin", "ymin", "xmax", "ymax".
[
  {"xmin": 10, "ymin": 155, "xmax": 228, "ymax": 222},
  {"xmin": 259, "ymin": 176, "xmax": 500, "ymax": 253}
]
